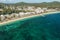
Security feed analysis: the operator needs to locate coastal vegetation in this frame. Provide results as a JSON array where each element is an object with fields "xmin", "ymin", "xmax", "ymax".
[
  {"xmin": 0, "ymin": 1, "xmax": 60, "ymax": 40},
  {"xmin": 0, "ymin": 1, "xmax": 60, "ymax": 8},
  {"xmin": 0, "ymin": 1, "xmax": 60, "ymax": 15},
  {"xmin": 0, "ymin": 1, "xmax": 59, "ymax": 23}
]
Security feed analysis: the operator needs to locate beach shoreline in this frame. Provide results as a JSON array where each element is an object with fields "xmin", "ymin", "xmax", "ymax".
[{"xmin": 0, "ymin": 11, "xmax": 60, "ymax": 25}]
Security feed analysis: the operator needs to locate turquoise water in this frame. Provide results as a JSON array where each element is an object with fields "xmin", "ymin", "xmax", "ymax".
[{"xmin": 0, "ymin": 13, "xmax": 60, "ymax": 40}]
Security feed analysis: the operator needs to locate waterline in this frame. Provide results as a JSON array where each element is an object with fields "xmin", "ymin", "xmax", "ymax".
[{"xmin": 0, "ymin": 11, "xmax": 60, "ymax": 25}]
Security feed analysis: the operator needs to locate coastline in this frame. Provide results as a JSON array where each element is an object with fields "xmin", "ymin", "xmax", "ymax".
[{"xmin": 0, "ymin": 11, "xmax": 60, "ymax": 25}]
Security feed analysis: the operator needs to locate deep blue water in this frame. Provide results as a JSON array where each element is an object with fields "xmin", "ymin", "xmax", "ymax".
[{"xmin": 0, "ymin": 13, "xmax": 60, "ymax": 40}]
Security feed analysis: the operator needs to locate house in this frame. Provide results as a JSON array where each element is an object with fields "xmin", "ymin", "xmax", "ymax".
[
  {"xmin": 35, "ymin": 9, "xmax": 42, "ymax": 14},
  {"xmin": 4, "ymin": 14, "xmax": 11, "ymax": 20},
  {"xmin": 0, "ymin": 15, "xmax": 5, "ymax": 22},
  {"xmin": 35, "ymin": 7, "xmax": 46, "ymax": 14},
  {"xmin": 19, "ymin": 12, "xmax": 25, "ymax": 17},
  {"xmin": 27, "ymin": 6, "xmax": 35, "ymax": 11},
  {"xmin": 29, "ymin": 12, "xmax": 35, "ymax": 15},
  {"xmin": 9, "ymin": 6, "xmax": 15, "ymax": 10},
  {"xmin": 42, "ymin": 8, "xmax": 48, "ymax": 12},
  {"xmin": 16, "ymin": 6, "xmax": 22, "ymax": 10},
  {"xmin": 0, "ymin": 9, "xmax": 3, "ymax": 12},
  {"xmin": 14, "ymin": 13, "xmax": 19, "ymax": 18},
  {"xmin": 5, "ymin": 6, "xmax": 9, "ymax": 9},
  {"xmin": 10, "ymin": 13, "xmax": 15, "ymax": 19},
  {"xmin": 46, "ymin": 9, "xmax": 56, "ymax": 12}
]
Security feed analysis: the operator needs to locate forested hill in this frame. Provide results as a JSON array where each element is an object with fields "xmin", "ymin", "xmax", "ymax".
[
  {"xmin": 0, "ymin": 1, "xmax": 60, "ymax": 8},
  {"xmin": 15, "ymin": 1, "xmax": 60, "ymax": 8}
]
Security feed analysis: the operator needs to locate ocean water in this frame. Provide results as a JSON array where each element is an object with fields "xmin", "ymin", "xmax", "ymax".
[{"xmin": 0, "ymin": 13, "xmax": 60, "ymax": 40}]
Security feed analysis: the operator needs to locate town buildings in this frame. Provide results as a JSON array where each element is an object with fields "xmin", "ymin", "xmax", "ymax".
[{"xmin": 0, "ymin": 6, "xmax": 57, "ymax": 22}]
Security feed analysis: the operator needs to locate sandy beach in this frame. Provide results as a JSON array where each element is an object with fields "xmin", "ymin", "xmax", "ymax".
[{"xmin": 0, "ymin": 11, "xmax": 60, "ymax": 25}]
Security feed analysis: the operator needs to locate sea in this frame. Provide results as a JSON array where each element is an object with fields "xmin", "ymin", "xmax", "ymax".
[{"xmin": 0, "ymin": 12, "xmax": 60, "ymax": 40}]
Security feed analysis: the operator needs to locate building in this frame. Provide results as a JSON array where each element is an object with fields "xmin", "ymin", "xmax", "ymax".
[
  {"xmin": 0, "ymin": 9, "xmax": 3, "ymax": 12},
  {"xmin": 0, "ymin": 15, "xmax": 5, "ymax": 22},
  {"xmin": 19, "ymin": 12, "xmax": 25, "ymax": 17}
]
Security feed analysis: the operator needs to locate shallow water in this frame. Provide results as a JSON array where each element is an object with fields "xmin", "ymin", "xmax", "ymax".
[{"xmin": 0, "ymin": 13, "xmax": 60, "ymax": 40}]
